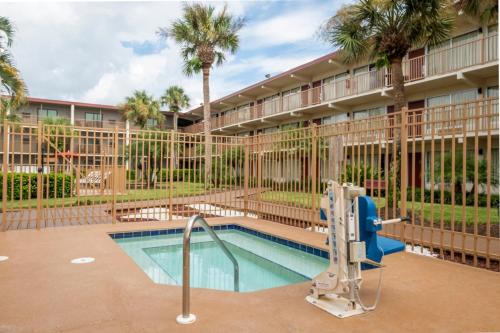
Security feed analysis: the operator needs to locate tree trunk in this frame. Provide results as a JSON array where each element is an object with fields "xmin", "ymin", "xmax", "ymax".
[
  {"xmin": 202, "ymin": 65, "xmax": 212, "ymax": 185},
  {"xmin": 173, "ymin": 112, "xmax": 178, "ymax": 132},
  {"xmin": 389, "ymin": 58, "xmax": 406, "ymax": 210},
  {"xmin": 391, "ymin": 58, "xmax": 406, "ymax": 113}
]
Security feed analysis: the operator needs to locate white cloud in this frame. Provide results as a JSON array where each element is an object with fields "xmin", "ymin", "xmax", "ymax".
[
  {"xmin": 1, "ymin": 1, "xmax": 342, "ymax": 108},
  {"xmin": 240, "ymin": 5, "xmax": 332, "ymax": 49}
]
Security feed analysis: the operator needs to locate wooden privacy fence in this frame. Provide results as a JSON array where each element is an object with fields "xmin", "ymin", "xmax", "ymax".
[{"xmin": 0, "ymin": 97, "xmax": 498, "ymax": 269}]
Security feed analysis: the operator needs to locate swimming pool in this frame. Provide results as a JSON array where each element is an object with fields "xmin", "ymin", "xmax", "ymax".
[{"xmin": 110, "ymin": 225, "xmax": 329, "ymax": 292}]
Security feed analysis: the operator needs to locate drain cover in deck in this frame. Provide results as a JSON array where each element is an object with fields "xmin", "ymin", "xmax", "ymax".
[
  {"xmin": 0, "ymin": 256, "xmax": 8, "ymax": 262},
  {"xmin": 70, "ymin": 257, "xmax": 95, "ymax": 264}
]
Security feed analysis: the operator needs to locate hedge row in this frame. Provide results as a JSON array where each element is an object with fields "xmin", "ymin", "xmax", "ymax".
[
  {"xmin": 126, "ymin": 169, "xmax": 202, "ymax": 182},
  {"xmin": 160, "ymin": 169, "xmax": 202, "ymax": 182},
  {"xmin": 0, "ymin": 172, "xmax": 73, "ymax": 200}
]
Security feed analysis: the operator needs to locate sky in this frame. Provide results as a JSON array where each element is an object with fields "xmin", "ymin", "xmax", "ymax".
[{"xmin": 1, "ymin": 0, "xmax": 349, "ymax": 110}]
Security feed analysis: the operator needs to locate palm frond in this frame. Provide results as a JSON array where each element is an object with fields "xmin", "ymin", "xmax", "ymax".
[
  {"xmin": 159, "ymin": 3, "xmax": 244, "ymax": 70},
  {"xmin": 161, "ymin": 85, "xmax": 190, "ymax": 113},
  {"xmin": 0, "ymin": 16, "xmax": 15, "ymax": 47}
]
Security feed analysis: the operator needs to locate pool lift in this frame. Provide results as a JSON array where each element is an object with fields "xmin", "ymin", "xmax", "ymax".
[{"xmin": 306, "ymin": 181, "xmax": 407, "ymax": 318}]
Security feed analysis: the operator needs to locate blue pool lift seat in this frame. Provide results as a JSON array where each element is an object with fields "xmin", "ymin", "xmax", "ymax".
[{"xmin": 320, "ymin": 195, "xmax": 405, "ymax": 270}]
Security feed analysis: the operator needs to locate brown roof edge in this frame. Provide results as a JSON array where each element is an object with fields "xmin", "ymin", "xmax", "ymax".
[
  {"xmin": 26, "ymin": 96, "xmax": 119, "ymax": 110},
  {"xmin": 185, "ymin": 50, "xmax": 339, "ymax": 115}
]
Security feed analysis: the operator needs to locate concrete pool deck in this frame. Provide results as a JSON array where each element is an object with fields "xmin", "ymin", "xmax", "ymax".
[{"xmin": 0, "ymin": 217, "xmax": 499, "ymax": 333}]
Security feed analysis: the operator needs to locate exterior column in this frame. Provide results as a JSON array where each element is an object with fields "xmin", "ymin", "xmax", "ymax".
[
  {"xmin": 70, "ymin": 104, "xmax": 75, "ymax": 125},
  {"xmin": 125, "ymin": 120, "xmax": 130, "ymax": 146}
]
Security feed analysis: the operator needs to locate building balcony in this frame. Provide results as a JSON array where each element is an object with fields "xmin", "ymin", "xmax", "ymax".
[{"xmin": 184, "ymin": 34, "xmax": 498, "ymax": 134}]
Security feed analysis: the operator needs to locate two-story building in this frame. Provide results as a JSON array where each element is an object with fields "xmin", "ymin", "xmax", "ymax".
[{"xmin": 183, "ymin": 18, "xmax": 499, "ymax": 187}]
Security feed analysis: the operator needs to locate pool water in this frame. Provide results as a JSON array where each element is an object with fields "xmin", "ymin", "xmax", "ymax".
[{"xmin": 113, "ymin": 227, "xmax": 328, "ymax": 292}]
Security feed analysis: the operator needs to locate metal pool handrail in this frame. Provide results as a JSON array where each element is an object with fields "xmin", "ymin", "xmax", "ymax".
[{"xmin": 176, "ymin": 215, "xmax": 240, "ymax": 325}]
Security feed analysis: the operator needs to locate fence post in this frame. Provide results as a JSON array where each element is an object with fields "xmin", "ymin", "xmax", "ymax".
[
  {"xmin": 243, "ymin": 138, "xmax": 249, "ymax": 217},
  {"xmin": 311, "ymin": 124, "xmax": 318, "ymax": 232},
  {"xmin": 111, "ymin": 126, "xmax": 118, "ymax": 223},
  {"xmin": 257, "ymin": 135, "xmax": 262, "ymax": 219},
  {"xmin": 400, "ymin": 107, "xmax": 408, "ymax": 241},
  {"xmin": 2, "ymin": 120, "xmax": 9, "ymax": 231},
  {"xmin": 36, "ymin": 121, "xmax": 43, "ymax": 230},
  {"xmin": 169, "ymin": 131, "xmax": 175, "ymax": 221}
]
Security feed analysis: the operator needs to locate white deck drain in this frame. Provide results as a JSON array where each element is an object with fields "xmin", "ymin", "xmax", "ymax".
[
  {"xmin": 0, "ymin": 256, "xmax": 9, "ymax": 262},
  {"xmin": 71, "ymin": 257, "xmax": 95, "ymax": 264}
]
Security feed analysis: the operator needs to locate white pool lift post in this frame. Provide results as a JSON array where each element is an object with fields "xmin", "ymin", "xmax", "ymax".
[{"xmin": 306, "ymin": 180, "xmax": 407, "ymax": 318}]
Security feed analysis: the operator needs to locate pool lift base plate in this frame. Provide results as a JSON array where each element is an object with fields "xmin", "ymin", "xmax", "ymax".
[
  {"xmin": 306, "ymin": 294, "xmax": 364, "ymax": 318},
  {"xmin": 176, "ymin": 314, "xmax": 196, "ymax": 324}
]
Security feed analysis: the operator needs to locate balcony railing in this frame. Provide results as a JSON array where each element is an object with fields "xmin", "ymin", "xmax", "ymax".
[
  {"xmin": 183, "ymin": 34, "xmax": 498, "ymax": 133},
  {"xmin": 15, "ymin": 115, "xmax": 127, "ymax": 129}
]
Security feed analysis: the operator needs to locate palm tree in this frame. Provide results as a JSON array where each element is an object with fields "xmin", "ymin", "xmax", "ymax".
[
  {"xmin": 119, "ymin": 90, "xmax": 163, "ymax": 129},
  {"xmin": 321, "ymin": 0, "xmax": 453, "ymax": 113},
  {"xmin": 158, "ymin": 3, "xmax": 245, "ymax": 183},
  {"xmin": 454, "ymin": 0, "xmax": 497, "ymax": 24},
  {"xmin": 160, "ymin": 85, "xmax": 190, "ymax": 132},
  {"xmin": 322, "ymin": 0, "xmax": 454, "ymax": 210},
  {"xmin": 0, "ymin": 16, "xmax": 27, "ymax": 120}
]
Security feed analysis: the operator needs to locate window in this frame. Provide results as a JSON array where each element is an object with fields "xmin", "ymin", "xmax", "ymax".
[
  {"xmin": 487, "ymin": 86, "xmax": 499, "ymax": 117},
  {"xmin": 263, "ymin": 94, "xmax": 280, "ymax": 116},
  {"xmin": 279, "ymin": 122, "xmax": 299, "ymax": 131},
  {"xmin": 323, "ymin": 113, "xmax": 349, "ymax": 124},
  {"xmin": 427, "ymin": 94, "xmax": 450, "ymax": 107},
  {"xmin": 263, "ymin": 126, "xmax": 278, "ymax": 134},
  {"xmin": 85, "ymin": 112, "xmax": 102, "ymax": 122},
  {"xmin": 426, "ymin": 89, "xmax": 477, "ymax": 107},
  {"xmin": 282, "ymin": 87, "xmax": 301, "ymax": 111},
  {"xmin": 38, "ymin": 109, "xmax": 57, "ymax": 119},
  {"xmin": 282, "ymin": 87, "xmax": 300, "ymax": 96},
  {"xmin": 353, "ymin": 106, "xmax": 386, "ymax": 120},
  {"xmin": 427, "ymin": 29, "xmax": 480, "ymax": 75},
  {"xmin": 146, "ymin": 119, "xmax": 158, "ymax": 128},
  {"xmin": 22, "ymin": 128, "xmax": 31, "ymax": 144},
  {"xmin": 451, "ymin": 89, "xmax": 477, "ymax": 104},
  {"xmin": 487, "ymin": 86, "xmax": 499, "ymax": 98},
  {"xmin": 323, "ymin": 75, "xmax": 335, "ymax": 85},
  {"xmin": 493, "ymin": 150, "xmax": 499, "ymax": 185},
  {"xmin": 426, "ymin": 89, "xmax": 478, "ymax": 132}
]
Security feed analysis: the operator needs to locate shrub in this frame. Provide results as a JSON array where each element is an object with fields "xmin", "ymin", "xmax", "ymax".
[
  {"xmin": 0, "ymin": 172, "xmax": 73, "ymax": 200},
  {"xmin": 342, "ymin": 164, "xmax": 379, "ymax": 187},
  {"xmin": 159, "ymin": 169, "xmax": 202, "ymax": 182},
  {"xmin": 407, "ymin": 187, "xmax": 499, "ymax": 208}
]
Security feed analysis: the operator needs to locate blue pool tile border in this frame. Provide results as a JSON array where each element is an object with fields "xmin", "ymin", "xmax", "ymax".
[{"xmin": 109, "ymin": 224, "xmax": 329, "ymax": 259}]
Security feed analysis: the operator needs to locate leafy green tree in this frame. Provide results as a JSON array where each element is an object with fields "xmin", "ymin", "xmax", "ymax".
[
  {"xmin": 0, "ymin": 99, "xmax": 20, "ymax": 122},
  {"xmin": 128, "ymin": 131, "xmax": 169, "ymax": 186},
  {"xmin": 42, "ymin": 117, "xmax": 73, "ymax": 152},
  {"xmin": 211, "ymin": 146, "xmax": 244, "ymax": 187},
  {"xmin": 159, "ymin": 3, "xmax": 245, "ymax": 183},
  {"xmin": 435, "ymin": 151, "xmax": 498, "ymax": 197},
  {"xmin": 119, "ymin": 90, "xmax": 163, "ymax": 129},
  {"xmin": 160, "ymin": 85, "xmax": 190, "ymax": 132},
  {"xmin": 0, "ymin": 16, "xmax": 27, "ymax": 119}
]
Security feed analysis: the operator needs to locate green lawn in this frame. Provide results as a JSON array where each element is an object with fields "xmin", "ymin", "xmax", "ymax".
[
  {"xmin": 259, "ymin": 191, "xmax": 499, "ymax": 225},
  {"xmin": 259, "ymin": 191, "xmax": 321, "ymax": 208},
  {"xmin": 4, "ymin": 182, "xmax": 208, "ymax": 210},
  {"xmin": 375, "ymin": 197, "xmax": 499, "ymax": 226}
]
